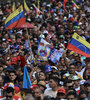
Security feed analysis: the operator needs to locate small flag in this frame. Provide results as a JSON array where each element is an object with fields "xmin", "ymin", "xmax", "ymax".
[
  {"xmin": 32, "ymin": 3, "xmax": 41, "ymax": 17},
  {"xmin": 24, "ymin": 0, "xmax": 30, "ymax": 14},
  {"xmin": 72, "ymin": 0, "xmax": 79, "ymax": 9},
  {"xmin": 67, "ymin": 33, "xmax": 90, "ymax": 57},
  {"xmin": 23, "ymin": 66, "xmax": 32, "ymax": 89}
]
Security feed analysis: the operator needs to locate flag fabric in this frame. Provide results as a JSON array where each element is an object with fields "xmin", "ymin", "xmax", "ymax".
[
  {"xmin": 63, "ymin": 0, "xmax": 68, "ymax": 8},
  {"xmin": 23, "ymin": 66, "xmax": 32, "ymax": 89},
  {"xmin": 67, "ymin": 33, "xmax": 90, "ymax": 57},
  {"xmin": 32, "ymin": 4, "xmax": 40, "ymax": 17},
  {"xmin": 37, "ymin": 0, "xmax": 40, "ymax": 10},
  {"xmin": 12, "ymin": 2, "xmax": 15, "ymax": 12},
  {"xmin": 24, "ymin": 0, "xmax": 30, "ymax": 14},
  {"xmin": 4, "ymin": 5, "xmax": 25, "ymax": 29},
  {"xmin": 49, "ymin": 48, "xmax": 64, "ymax": 63},
  {"xmin": 37, "ymin": 38, "xmax": 52, "ymax": 60},
  {"xmin": 72, "ymin": 0, "xmax": 79, "ymax": 9},
  {"xmin": 63, "ymin": 0, "xmax": 68, "ymax": 12}
]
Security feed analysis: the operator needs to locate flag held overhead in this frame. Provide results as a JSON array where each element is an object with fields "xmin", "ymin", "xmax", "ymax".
[
  {"xmin": 67, "ymin": 33, "xmax": 90, "ymax": 57},
  {"xmin": 5, "ymin": 5, "xmax": 25, "ymax": 29}
]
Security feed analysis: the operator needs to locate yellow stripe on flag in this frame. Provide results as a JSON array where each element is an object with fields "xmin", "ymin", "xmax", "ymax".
[
  {"xmin": 72, "ymin": 0, "xmax": 79, "ymax": 9},
  {"xmin": 72, "ymin": 33, "xmax": 90, "ymax": 48},
  {"xmin": 24, "ymin": 0, "xmax": 30, "ymax": 12},
  {"xmin": 5, "ymin": 5, "xmax": 23, "ymax": 24}
]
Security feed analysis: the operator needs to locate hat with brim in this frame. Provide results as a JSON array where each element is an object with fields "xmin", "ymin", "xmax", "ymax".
[{"xmin": 72, "ymin": 75, "xmax": 81, "ymax": 81}]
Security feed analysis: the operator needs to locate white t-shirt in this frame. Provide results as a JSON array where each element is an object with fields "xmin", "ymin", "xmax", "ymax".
[
  {"xmin": 44, "ymin": 88, "xmax": 57, "ymax": 98},
  {"xmin": 75, "ymin": 67, "xmax": 85, "ymax": 79}
]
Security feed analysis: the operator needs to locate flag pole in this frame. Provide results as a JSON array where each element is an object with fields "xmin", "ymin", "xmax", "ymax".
[{"xmin": 25, "ymin": 26, "xmax": 35, "ymax": 64}]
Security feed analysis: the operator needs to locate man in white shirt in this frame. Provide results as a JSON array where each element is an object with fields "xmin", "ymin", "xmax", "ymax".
[{"xmin": 44, "ymin": 76, "xmax": 59, "ymax": 98}]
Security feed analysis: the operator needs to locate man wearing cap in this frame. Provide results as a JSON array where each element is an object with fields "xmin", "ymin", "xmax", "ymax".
[
  {"xmin": 72, "ymin": 75, "xmax": 81, "ymax": 94},
  {"xmin": 75, "ymin": 61, "xmax": 86, "ymax": 80},
  {"xmin": 56, "ymin": 88, "xmax": 66, "ymax": 100},
  {"xmin": 4, "ymin": 87, "xmax": 22, "ymax": 100}
]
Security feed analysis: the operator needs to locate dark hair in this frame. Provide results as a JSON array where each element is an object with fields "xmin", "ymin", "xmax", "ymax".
[
  {"xmin": 49, "ymin": 76, "xmax": 59, "ymax": 84},
  {"xmin": 64, "ymin": 79, "xmax": 72, "ymax": 86},
  {"xmin": 79, "ymin": 90, "xmax": 88, "ymax": 97},
  {"xmin": 66, "ymin": 91, "xmax": 77, "ymax": 98},
  {"xmin": 9, "ymin": 70, "xmax": 17, "ymax": 75},
  {"xmin": 69, "ymin": 63, "xmax": 75, "ymax": 69},
  {"xmin": 6, "ymin": 87, "xmax": 14, "ymax": 94}
]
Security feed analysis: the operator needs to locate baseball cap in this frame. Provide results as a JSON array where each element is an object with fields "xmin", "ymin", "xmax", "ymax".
[
  {"xmin": 3, "ymin": 82, "xmax": 14, "ymax": 90},
  {"xmin": 38, "ymin": 81, "xmax": 46, "ymax": 88},
  {"xmin": 52, "ymin": 66, "xmax": 58, "ymax": 70},
  {"xmin": 72, "ymin": 75, "xmax": 81, "ymax": 81},
  {"xmin": 30, "ymin": 85, "xmax": 38, "ymax": 90},
  {"xmin": 58, "ymin": 88, "xmax": 66, "ymax": 94},
  {"xmin": 10, "ymin": 57, "xmax": 17, "ymax": 65}
]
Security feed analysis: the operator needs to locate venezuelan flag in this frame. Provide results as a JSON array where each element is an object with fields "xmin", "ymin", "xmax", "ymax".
[
  {"xmin": 5, "ymin": 5, "xmax": 25, "ymax": 29},
  {"xmin": 24, "ymin": 0, "xmax": 30, "ymax": 14},
  {"xmin": 37, "ymin": 0, "xmax": 40, "ymax": 9},
  {"xmin": 67, "ymin": 33, "xmax": 90, "ymax": 57},
  {"xmin": 32, "ymin": 4, "xmax": 40, "ymax": 17},
  {"xmin": 72, "ymin": 0, "xmax": 79, "ymax": 9}
]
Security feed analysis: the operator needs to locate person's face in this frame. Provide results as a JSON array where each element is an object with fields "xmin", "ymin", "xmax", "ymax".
[
  {"xmin": 46, "ymin": 35, "xmax": 50, "ymax": 41},
  {"xmin": 51, "ymin": 26, "xmax": 56, "ymax": 32},
  {"xmin": 49, "ymin": 79, "xmax": 57, "ymax": 88},
  {"xmin": 0, "ymin": 66, "xmax": 3, "ymax": 71},
  {"xmin": 67, "ymin": 95, "xmax": 77, "ymax": 100},
  {"xmin": 17, "ymin": 38, "xmax": 21, "ymax": 43},
  {"xmin": 74, "ymin": 80, "xmax": 80, "ymax": 87},
  {"xmin": 12, "ymin": 38, "xmax": 16, "ymax": 44},
  {"xmin": 4, "ymin": 34, "xmax": 8, "ymax": 39},
  {"xmin": 80, "ymin": 85, "xmax": 85, "ymax": 91},
  {"xmin": 59, "ymin": 28, "xmax": 64, "ymax": 34},
  {"xmin": 33, "ymin": 88, "xmax": 41, "ymax": 98},
  {"xmin": 76, "ymin": 63, "xmax": 82, "ymax": 71},
  {"xmin": 69, "ymin": 65, "xmax": 75, "ymax": 74},
  {"xmin": 86, "ymin": 85, "xmax": 90, "ymax": 93},
  {"xmin": 2, "ymin": 42, "xmax": 7, "ymax": 49},
  {"xmin": 9, "ymin": 73, "xmax": 16, "ymax": 81},
  {"xmin": 39, "ymin": 72, "xmax": 45, "ymax": 81},
  {"xmin": 66, "ymin": 82, "xmax": 74, "ymax": 90},
  {"xmin": 6, "ymin": 92, "xmax": 13, "ymax": 100},
  {"xmin": 39, "ymin": 85, "xmax": 45, "ymax": 92},
  {"xmin": 80, "ymin": 94, "xmax": 87, "ymax": 100}
]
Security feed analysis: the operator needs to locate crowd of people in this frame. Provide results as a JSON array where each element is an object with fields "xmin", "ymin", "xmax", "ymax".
[{"xmin": 0, "ymin": 0, "xmax": 90, "ymax": 100}]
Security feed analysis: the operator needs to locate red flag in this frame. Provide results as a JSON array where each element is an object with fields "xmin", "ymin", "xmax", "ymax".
[{"xmin": 63, "ymin": 0, "xmax": 68, "ymax": 7}]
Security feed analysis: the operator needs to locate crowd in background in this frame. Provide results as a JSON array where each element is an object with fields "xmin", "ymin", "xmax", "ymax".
[{"xmin": 0, "ymin": 0, "xmax": 90, "ymax": 100}]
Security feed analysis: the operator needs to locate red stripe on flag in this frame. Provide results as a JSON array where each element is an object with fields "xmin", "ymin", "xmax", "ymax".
[
  {"xmin": 67, "ymin": 43, "xmax": 90, "ymax": 57},
  {"xmin": 6, "ymin": 17, "xmax": 25, "ymax": 29}
]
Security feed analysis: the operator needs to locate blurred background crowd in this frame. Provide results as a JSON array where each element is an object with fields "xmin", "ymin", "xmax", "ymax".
[{"xmin": 0, "ymin": 0, "xmax": 90, "ymax": 100}]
